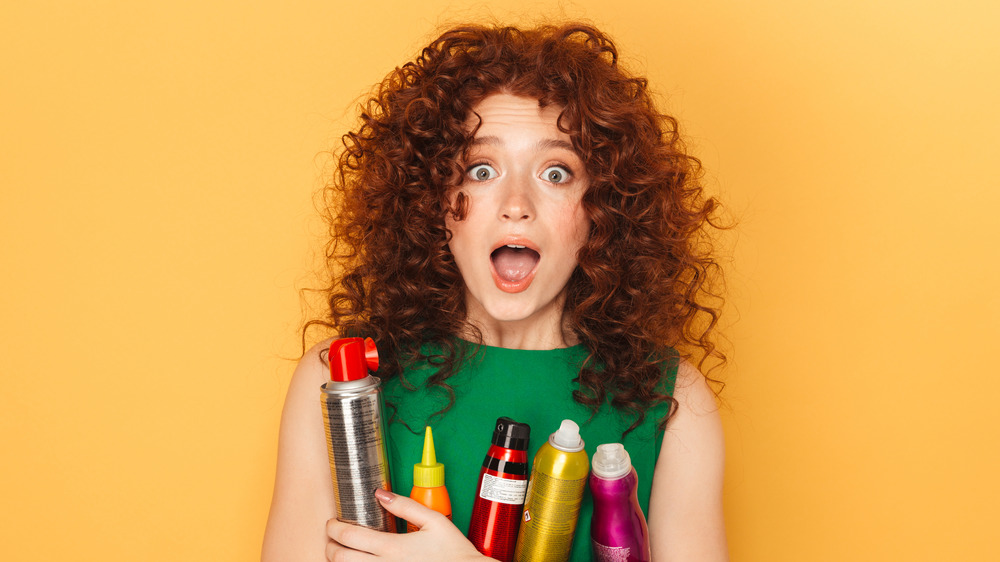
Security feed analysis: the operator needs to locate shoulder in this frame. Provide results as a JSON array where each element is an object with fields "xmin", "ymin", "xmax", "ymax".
[
  {"xmin": 278, "ymin": 338, "xmax": 335, "ymax": 418},
  {"xmin": 661, "ymin": 358, "xmax": 724, "ymax": 462},
  {"xmin": 288, "ymin": 337, "xmax": 335, "ymax": 394},
  {"xmin": 670, "ymin": 359, "xmax": 719, "ymax": 419}
]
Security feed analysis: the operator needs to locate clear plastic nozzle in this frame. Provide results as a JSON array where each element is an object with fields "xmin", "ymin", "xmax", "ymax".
[
  {"xmin": 549, "ymin": 419, "xmax": 584, "ymax": 452},
  {"xmin": 592, "ymin": 443, "xmax": 632, "ymax": 479}
]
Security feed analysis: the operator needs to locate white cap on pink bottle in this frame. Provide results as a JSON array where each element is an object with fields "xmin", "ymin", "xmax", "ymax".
[{"xmin": 592, "ymin": 443, "xmax": 632, "ymax": 479}]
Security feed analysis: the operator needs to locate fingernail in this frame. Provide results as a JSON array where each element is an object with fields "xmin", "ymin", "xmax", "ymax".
[{"xmin": 374, "ymin": 488, "xmax": 395, "ymax": 504}]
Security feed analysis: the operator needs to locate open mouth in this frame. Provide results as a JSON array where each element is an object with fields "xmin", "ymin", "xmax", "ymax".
[{"xmin": 490, "ymin": 244, "xmax": 540, "ymax": 291}]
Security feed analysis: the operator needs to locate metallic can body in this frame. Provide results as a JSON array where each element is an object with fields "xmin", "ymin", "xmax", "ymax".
[
  {"xmin": 321, "ymin": 376, "xmax": 395, "ymax": 532},
  {"xmin": 513, "ymin": 440, "xmax": 590, "ymax": 562}
]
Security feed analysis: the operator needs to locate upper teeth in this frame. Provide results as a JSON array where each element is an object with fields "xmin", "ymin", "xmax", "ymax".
[{"xmin": 507, "ymin": 244, "xmax": 526, "ymax": 249}]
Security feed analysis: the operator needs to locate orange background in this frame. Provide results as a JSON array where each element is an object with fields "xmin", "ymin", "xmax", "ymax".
[{"xmin": 2, "ymin": 1, "xmax": 998, "ymax": 560}]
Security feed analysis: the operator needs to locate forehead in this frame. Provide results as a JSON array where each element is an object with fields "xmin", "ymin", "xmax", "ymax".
[{"xmin": 465, "ymin": 93, "xmax": 567, "ymax": 138}]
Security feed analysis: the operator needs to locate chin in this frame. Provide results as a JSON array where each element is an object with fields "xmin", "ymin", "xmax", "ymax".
[
  {"xmin": 479, "ymin": 293, "xmax": 562, "ymax": 325},
  {"xmin": 481, "ymin": 303, "xmax": 536, "ymax": 324}
]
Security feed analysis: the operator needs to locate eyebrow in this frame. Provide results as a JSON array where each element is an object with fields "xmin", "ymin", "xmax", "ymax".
[{"xmin": 470, "ymin": 135, "xmax": 576, "ymax": 152}]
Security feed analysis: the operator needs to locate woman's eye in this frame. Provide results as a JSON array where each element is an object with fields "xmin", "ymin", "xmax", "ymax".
[
  {"xmin": 468, "ymin": 164, "xmax": 498, "ymax": 181},
  {"xmin": 542, "ymin": 166, "xmax": 571, "ymax": 183}
]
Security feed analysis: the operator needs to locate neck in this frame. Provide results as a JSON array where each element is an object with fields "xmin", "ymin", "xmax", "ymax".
[
  {"xmin": 460, "ymin": 294, "xmax": 579, "ymax": 350},
  {"xmin": 459, "ymin": 321, "xmax": 579, "ymax": 349}
]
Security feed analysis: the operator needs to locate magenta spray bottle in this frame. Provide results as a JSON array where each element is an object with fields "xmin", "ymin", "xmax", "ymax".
[{"xmin": 589, "ymin": 443, "xmax": 650, "ymax": 562}]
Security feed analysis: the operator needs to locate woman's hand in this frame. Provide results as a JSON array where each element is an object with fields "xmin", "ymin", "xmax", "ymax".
[{"xmin": 326, "ymin": 489, "xmax": 489, "ymax": 562}]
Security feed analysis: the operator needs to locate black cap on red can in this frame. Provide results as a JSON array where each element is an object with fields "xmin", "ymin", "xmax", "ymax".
[{"xmin": 492, "ymin": 417, "xmax": 530, "ymax": 451}]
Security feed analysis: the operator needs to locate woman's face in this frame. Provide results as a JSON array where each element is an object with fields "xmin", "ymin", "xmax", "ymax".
[{"xmin": 446, "ymin": 93, "xmax": 591, "ymax": 341}]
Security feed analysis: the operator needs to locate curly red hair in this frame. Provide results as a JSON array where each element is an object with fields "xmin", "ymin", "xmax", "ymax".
[{"xmin": 308, "ymin": 22, "xmax": 725, "ymax": 432}]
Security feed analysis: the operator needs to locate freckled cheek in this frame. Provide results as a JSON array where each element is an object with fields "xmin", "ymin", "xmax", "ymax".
[
  {"xmin": 444, "ymin": 214, "xmax": 483, "ymax": 273},
  {"xmin": 560, "ymin": 205, "xmax": 591, "ymax": 249},
  {"xmin": 446, "ymin": 220, "xmax": 468, "ymax": 251}
]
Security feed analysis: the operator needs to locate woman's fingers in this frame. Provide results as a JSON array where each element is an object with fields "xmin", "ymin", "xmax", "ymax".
[
  {"xmin": 326, "ymin": 490, "xmax": 455, "ymax": 561},
  {"xmin": 373, "ymin": 489, "xmax": 445, "ymax": 531},
  {"xmin": 326, "ymin": 536, "xmax": 373, "ymax": 562},
  {"xmin": 327, "ymin": 491, "xmax": 484, "ymax": 562},
  {"xmin": 326, "ymin": 518, "xmax": 380, "ymax": 558},
  {"xmin": 325, "ymin": 537, "xmax": 365, "ymax": 562}
]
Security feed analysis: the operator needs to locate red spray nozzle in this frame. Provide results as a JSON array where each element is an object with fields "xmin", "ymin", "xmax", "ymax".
[{"xmin": 329, "ymin": 337, "xmax": 380, "ymax": 382}]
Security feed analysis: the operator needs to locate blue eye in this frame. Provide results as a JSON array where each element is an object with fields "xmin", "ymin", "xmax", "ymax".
[
  {"xmin": 542, "ymin": 166, "xmax": 570, "ymax": 183},
  {"xmin": 468, "ymin": 164, "xmax": 498, "ymax": 181}
]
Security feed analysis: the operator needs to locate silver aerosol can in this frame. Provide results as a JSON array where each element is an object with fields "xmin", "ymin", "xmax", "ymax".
[{"xmin": 321, "ymin": 337, "xmax": 396, "ymax": 532}]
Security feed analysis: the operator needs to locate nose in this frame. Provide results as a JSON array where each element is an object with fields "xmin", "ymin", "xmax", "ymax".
[{"xmin": 498, "ymin": 176, "xmax": 534, "ymax": 221}]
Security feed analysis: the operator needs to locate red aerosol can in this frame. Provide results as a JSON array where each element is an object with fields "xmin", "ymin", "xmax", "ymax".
[{"xmin": 468, "ymin": 417, "xmax": 531, "ymax": 562}]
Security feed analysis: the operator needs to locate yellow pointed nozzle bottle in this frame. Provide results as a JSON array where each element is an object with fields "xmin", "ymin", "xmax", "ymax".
[
  {"xmin": 413, "ymin": 426, "xmax": 445, "ymax": 487},
  {"xmin": 407, "ymin": 426, "xmax": 452, "ymax": 531}
]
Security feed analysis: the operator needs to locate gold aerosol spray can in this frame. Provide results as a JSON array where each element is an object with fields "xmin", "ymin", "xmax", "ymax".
[{"xmin": 513, "ymin": 419, "xmax": 590, "ymax": 562}]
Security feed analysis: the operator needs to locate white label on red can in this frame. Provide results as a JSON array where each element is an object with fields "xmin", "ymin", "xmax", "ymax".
[{"xmin": 478, "ymin": 473, "xmax": 528, "ymax": 505}]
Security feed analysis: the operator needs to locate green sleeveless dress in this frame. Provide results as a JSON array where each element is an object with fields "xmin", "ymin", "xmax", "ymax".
[{"xmin": 382, "ymin": 341, "xmax": 677, "ymax": 561}]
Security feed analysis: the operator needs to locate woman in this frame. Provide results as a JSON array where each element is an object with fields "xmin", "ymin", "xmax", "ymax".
[{"xmin": 263, "ymin": 22, "xmax": 728, "ymax": 561}]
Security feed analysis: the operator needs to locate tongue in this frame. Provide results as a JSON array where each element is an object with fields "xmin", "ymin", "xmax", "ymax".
[{"xmin": 492, "ymin": 247, "xmax": 539, "ymax": 282}]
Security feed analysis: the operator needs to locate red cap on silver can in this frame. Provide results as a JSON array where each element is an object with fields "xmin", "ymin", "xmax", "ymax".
[{"xmin": 329, "ymin": 337, "xmax": 380, "ymax": 382}]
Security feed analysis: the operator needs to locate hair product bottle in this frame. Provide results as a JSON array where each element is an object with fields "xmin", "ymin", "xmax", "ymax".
[
  {"xmin": 589, "ymin": 443, "xmax": 650, "ymax": 562},
  {"xmin": 513, "ymin": 419, "xmax": 590, "ymax": 562},
  {"xmin": 468, "ymin": 417, "xmax": 531, "ymax": 562},
  {"xmin": 407, "ymin": 426, "xmax": 451, "ymax": 531},
  {"xmin": 320, "ymin": 337, "xmax": 396, "ymax": 532}
]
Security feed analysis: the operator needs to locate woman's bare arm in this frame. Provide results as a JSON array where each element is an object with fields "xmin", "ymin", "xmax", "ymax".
[
  {"xmin": 262, "ymin": 339, "xmax": 336, "ymax": 561},
  {"xmin": 647, "ymin": 359, "xmax": 728, "ymax": 561}
]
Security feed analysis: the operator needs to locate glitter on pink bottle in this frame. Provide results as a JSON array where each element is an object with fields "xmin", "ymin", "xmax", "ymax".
[{"xmin": 589, "ymin": 443, "xmax": 650, "ymax": 562}]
